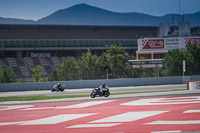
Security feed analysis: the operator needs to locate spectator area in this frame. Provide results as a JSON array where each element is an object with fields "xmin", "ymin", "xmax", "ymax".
[{"xmin": 0, "ymin": 57, "xmax": 62, "ymax": 78}]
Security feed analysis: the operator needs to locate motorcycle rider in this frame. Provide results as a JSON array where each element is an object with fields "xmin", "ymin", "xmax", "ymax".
[
  {"xmin": 57, "ymin": 83, "xmax": 63, "ymax": 91},
  {"xmin": 99, "ymin": 83, "xmax": 108, "ymax": 95}
]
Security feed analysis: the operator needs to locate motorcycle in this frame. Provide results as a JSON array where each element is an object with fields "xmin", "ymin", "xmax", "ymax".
[
  {"xmin": 90, "ymin": 88, "xmax": 110, "ymax": 98},
  {"xmin": 51, "ymin": 85, "xmax": 65, "ymax": 92}
]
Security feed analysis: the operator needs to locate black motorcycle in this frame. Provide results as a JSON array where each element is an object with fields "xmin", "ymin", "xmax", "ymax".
[
  {"xmin": 51, "ymin": 85, "xmax": 65, "ymax": 92},
  {"xmin": 90, "ymin": 88, "xmax": 110, "ymax": 98}
]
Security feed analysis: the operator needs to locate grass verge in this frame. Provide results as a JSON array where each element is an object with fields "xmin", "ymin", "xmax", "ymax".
[{"xmin": 0, "ymin": 89, "xmax": 186, "ymax": 102}]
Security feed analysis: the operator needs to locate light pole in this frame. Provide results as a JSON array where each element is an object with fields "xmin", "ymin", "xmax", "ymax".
[{"xmin": 183, "ymin": 60, "xmax": 185, "ymax": 76}]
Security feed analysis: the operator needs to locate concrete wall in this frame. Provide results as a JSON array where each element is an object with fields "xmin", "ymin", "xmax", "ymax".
[{"xmin": 0, "ymin": 76, "xmax": 200, "ymax": 92}]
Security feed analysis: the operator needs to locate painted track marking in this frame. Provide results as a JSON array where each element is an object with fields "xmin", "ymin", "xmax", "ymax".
[
  {"xmin": 0, "ymin": 105, "xmax": 33, "ymax": 110},
  {"xmin": 56, "ymin": 100, "xmax": 116, "ymax": 109},
  {"xmin": 0, "ymin": 113, "xmax": 97, "ymax": 125},
  {"xmin": 120, "ymin": 96, "xmax": 200, "ymax": 106},
  {"xmin": 184, "ymin": 109, "xmax": 200, "ymax": 113},
  {"xmin": 90, "ymin": 111, "xmax": 168, "ymax": 123},
  {"xmin": 67, "ymin": 123, "xmax": 121, "ymax": 128},
  {"xmin": 151, "ymin": 130, "xmax": 181, "ymax": 133},
  {"xmin": 146, "ymin": 120, "xmax": 200, "ymax": 125},
  {"xmin": 21, "ymin": 100, "xmax": 116, "ymax": 110}
]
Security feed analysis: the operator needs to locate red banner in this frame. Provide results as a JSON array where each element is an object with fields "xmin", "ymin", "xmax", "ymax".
[
  {"xmin": 142, "ymin": 39, "xmax": 164, "ymax": 49},
  {"xmin": 185, "ymin": 38, "xmax": 200, "ymax": 47}
]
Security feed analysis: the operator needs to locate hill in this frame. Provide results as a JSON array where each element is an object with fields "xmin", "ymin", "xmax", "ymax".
[{"xmin": 0, "ymin": 4, "xmax": 200, "ymax": 26}]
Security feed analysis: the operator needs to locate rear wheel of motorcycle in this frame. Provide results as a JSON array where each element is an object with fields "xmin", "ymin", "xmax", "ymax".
[{"xmin": 90, "ymin": 93, "xmax": 95, "ymax": 98}]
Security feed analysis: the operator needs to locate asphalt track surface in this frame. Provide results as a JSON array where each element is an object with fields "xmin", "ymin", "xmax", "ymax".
[
  {"xmin": 0, "ymin": 84, "xmax": 186, "ymax": 97},
  {"xmin": 1, "ymin": 94, "xmax": 200, "ymax": 133}
]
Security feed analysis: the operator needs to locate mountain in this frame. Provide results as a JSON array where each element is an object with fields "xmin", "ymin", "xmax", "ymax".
[
  {"xmin": 0, "ymin": 17, "xmax": 35, "ymax": 24},
  {"xmin": 37, "ymin": 4, "xmax": 160, "ymax": 26},
  {"xmin": 0, "ymin": 4, "xmax": 200, "ymax": 26}
]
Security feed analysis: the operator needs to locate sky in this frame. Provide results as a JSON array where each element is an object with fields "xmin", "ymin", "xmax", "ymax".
[{"xmin": 0, "ymin": 0, "xmax": 199, "ymax": 21}]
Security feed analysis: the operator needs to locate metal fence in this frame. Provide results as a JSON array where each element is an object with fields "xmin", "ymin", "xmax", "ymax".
[{"xmin": 0, "ymin": 76, "xmax": 200, "ymax": 92}]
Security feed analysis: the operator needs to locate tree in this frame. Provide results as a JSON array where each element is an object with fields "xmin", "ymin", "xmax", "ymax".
[
  {"xmin": 98, "ymin": 52, "xmax": 111, "ymax": 79},
  {"xmin": 185, "ymin": 43, "xmax": 200, "ymax": 75},
  {"xmin": 30, "ymin": 65, "xmax": 43, "ymax": 82},
  {"xmin": 0, "ymin": 67, "xmax": 16, "ymax": 83},
  {"xmin": 161, "ymin": 49, "xmax": 184, "ymax": 76},
  {"xmin": 48, "ymin": 69, "xmax": 58, "ymax": 81},
  {"xmin": 136, "ymin": 57, "xmax": 152, "ymax": 78},
  {"xmin": 153, "ymin": 64, "xmax": 160, "ymax": 77},
  {"xmin": 77, "ymin": 49, "xmax": 100, "ymax": 79},
  {"xmin": 104, "ymin": 45, "xmax": 128, "ymax": 78},
  {"xmin": 56, "ymin": 58, "xmax": 78, "ymax": 81},
  {"xmin": 161, "ymin": 43, "xmax": 200, "ymax": 76}
]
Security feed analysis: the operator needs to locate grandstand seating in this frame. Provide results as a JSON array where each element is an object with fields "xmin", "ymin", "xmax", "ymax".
[
  {"xmin": 45, "ymin": 57, "xmax": 54, "ymax": 65},
  {"xmin": 0, "ymin": 59, "xmax": 6, "ymax": 67},
  {"xmin": 15, "ymin": 58, "xmax": 25, "ymax": 66},
  {"xmin": 0, "ymin": 57, "xmax": 65, "ymax": 79},
  {"xmin": 7, "ymin": 58, "xmax": 17, "ymax": 67},
  {"xmin": 41, "ymin": 67, "xmax": 47, "ymax": 76},
  {"xmin": 44, "ymin": 66, "xmax": 52, "ymax": 75},
  {"xmin": 32, "ymin": 57, "xmax": 41, "ymax": 66},
  {"xmin": 19, "ymin": 66, "xmax": 30, "ymax": 76},
  {"xmin": 51, "ymin": 57, "xmax": 61, "ymax": 66},
  {"xmin": 0, "ymin": 58, "xmax": 9, "ymax": 67},
  {"xmin": 11, "ymin": 66, "xmax": 22, "ymax": 76},
  {"xmin": 23, "ymin": 57, "xmax": 34, "ymax": 67}
]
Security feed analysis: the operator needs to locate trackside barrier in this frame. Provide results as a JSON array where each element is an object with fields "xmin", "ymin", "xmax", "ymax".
[
  {"xmin": 0, "ymin": 76, "xmax": 200, "ymax": 92},
  {"xmin": 188, "ymin": 80, "xmax": 200, "ymax": 90},
  {"xmin": 186, "ymin": 80, "xmax": 200, "ymax": 90}
]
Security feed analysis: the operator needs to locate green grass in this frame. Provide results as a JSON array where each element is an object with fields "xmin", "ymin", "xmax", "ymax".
[
  {"xmin": 0, "ymin": 94, "xmax": 89, "ymax": 101},
  {"xmin": 0, "ymin": 89, "xmax": 186, "ymax": 102}
]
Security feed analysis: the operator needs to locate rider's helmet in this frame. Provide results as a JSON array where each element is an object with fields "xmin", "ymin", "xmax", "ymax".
[
  {"xmin": 57, "ymin": 83, "xmax": 61, "ymax": 87},
  {"xmin": 102, "ymin": 83, "xmax": 106, "ymax": 88}
]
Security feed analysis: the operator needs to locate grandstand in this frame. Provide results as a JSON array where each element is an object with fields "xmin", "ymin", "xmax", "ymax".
[{"xmin": 0, "ymin": 24, "xmax": 199, "ymax": 79}]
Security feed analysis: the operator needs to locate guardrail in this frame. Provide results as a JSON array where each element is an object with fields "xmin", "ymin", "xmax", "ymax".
[{"xmin": 0, "ymin": 76, "xmax": 200, "ymax": 92}]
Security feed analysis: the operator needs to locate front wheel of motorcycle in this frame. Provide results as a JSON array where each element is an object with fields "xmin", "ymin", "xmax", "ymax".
[
  {"xmin": 51, "ymin": 89, "xmax": 54, "ymax": 92},
  {"xmin": 104, "ymin": 91, "xmax": 110, "ymax": 97},
  {"xmin": 90, "ymin": 92, "xmax": 95, "ymax": 98}
]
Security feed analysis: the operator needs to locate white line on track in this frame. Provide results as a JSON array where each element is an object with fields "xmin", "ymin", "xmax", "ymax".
[
  {"xmin": 22, "ymin": 100, "xmax": 116, "ymax": 110},
  {"xmin": 151, "ymin": 130, "xmax": 181, "ymax": 133},
  {"xmin": 67, "ymin": 123, "xmax": 121, "ymax": 128},
  {"xmin": 0, "ymin": 122, "xmax": 24, "ymax": 126},
  {"xmin": 120, "ymin": 96, "xmax": 200, "ymax": 106},
  {"xmin": 90, "ymin": 111, "xmax": 168, "ymax": 123},
  {"xmin": 146, "ymin": 120, "xmax": 200, "ymax": 125},
  {"xmin": 56, "ymin": 100, "xmax": 116, "ymax": 109},
  {"xmin": 0, "ymin": 105, "xmax": 34, "ymax": 110},
  {"xmin": 0, "ymin": 113, "xmax": 97, "ymax": 126},
  {"xmin": 22, "ymin": 107, "xmax": 54, "ymax": 110},
  {"xmin": 184, "ymin": 109, "xmax": 200, "ymax": 113},
  {"xmin": 20, "ymin": 113, "xmax": 97, "ymax": 125}
]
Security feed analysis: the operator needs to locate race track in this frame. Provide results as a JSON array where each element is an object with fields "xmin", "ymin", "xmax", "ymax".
[
  {"xmin": 0, "ymin": 84, "xmax": 186, "ymax": 97},
  {"xmin": 1, "ymin": 94, "xmax": 200, "ymax": 133}
]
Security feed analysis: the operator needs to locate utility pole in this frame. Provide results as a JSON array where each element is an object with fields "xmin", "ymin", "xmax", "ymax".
[{"xmin": 183, "ymin": 60, "xmax": 185, "ymax": 76}]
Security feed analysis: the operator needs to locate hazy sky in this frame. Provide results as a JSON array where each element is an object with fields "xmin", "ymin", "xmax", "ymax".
[{"xmin": 0, "ymin": 0, "xmax": 199, "ymax": 20}]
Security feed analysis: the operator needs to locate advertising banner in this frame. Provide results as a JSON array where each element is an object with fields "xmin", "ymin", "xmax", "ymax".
[
  {"xmin": 141, "ymin": 39, "xmax": 164, "ymax": 49},
  {"xmin": 185, "ymin": 37, "xmax": 200, "ymax": 47},
  {"xmin": 165, "ymin": 38, "xmax": 180, "ymax": 49},
  {"xmin": 138, "ymin": 37, "xmax": 200, "ymax": 51}
]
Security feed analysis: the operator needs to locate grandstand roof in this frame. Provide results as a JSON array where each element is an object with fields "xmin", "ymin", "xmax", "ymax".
[{"xmin": 0, "ymin": 24, "xmax": 158, "ymax": 39}]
